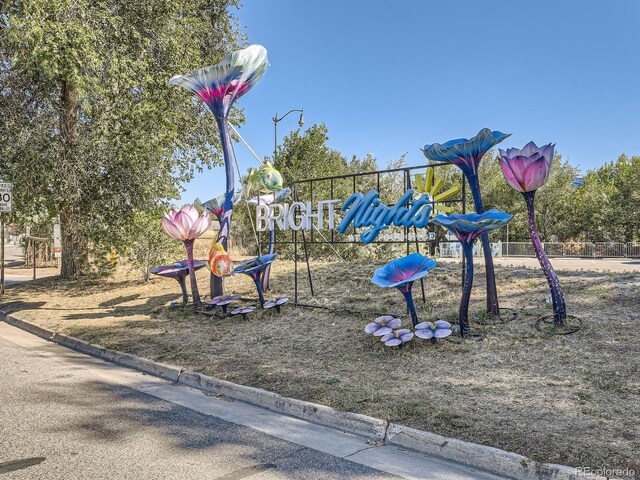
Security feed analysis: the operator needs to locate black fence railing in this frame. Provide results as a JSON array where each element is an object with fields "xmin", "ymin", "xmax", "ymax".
[{"xmin": 257, "ymin": 163, "xmax": 466, "ymax": 305}]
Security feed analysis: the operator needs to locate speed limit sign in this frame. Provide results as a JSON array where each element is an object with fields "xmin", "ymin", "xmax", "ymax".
[{"xmin": 0, "ymin": 183, "xmax": 11, "ymax": 213}]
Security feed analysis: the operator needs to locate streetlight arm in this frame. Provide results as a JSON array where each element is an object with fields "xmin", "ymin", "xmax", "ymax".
[{"xmin": 273, "ymin": 109, "xmax": 303, "ymax": 124}]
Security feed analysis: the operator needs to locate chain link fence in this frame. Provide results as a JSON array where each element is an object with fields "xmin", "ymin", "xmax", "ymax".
[
  {"xmin": 437, "ymin": 241, "xmax": 640, "ymax": 259},
  {"xmin": 502, "ymin": 241, "xmax": 639, "ymax": 258}
]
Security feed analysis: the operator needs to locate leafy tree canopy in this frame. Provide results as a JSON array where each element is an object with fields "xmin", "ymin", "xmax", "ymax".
[{"xmin": 0, "ymin": 0, "xmax": 243, "ymax": 277}]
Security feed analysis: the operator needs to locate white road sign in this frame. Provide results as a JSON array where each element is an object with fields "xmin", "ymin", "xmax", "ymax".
[
  {"xmin": 54, "ymin": 223, "xmax": 62, "ymax": 258},
  {"xmin": 0, "ymin": 183, "xmax": 12, "ymax": 213}
]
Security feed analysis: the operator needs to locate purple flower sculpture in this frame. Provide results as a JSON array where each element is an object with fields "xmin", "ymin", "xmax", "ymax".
[
  {"xmin": 231, "ymin": 254, "xmax": 277, "ymax": 307},
  {"xmin": 371, "ymin": 253, "xmax": 437, "ymax": 327},
  {"xmin": 263, "ymin": 296, "xmax": 289, "ymax": 313},
  {"xmin": 230, "ymin": 306, "xmax": 256, "ymax": 320},
  {"xmin": 150, "ymin": 260, "xmax": 208, "ymax": 305},
  {"xmin": 422, "ymin": 128, "xmax": 511, "ymax": 316},
  {"xmin": 499, "ymin": 142, "xmax": 566, "ymax": 325},
  {"xmin": 170, "ymin": 45, "xmax": 269, "ymax": 299},
  {"xmin": 364, "ymin": 316, "xmax": 402, "ymax": 336},
  {"xmin": 381, "ymin": 328, "xmax": 414, "ymax": 347},
  {"xmin": 415, "ymin": 320, "xmax": 452, "ymax": 344},
  {"xmin": 430, "ymin": 210, "xmax": 511, "ymax": 337}
]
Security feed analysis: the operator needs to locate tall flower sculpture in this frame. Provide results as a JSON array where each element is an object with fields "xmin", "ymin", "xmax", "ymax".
[
  {"xmin": 430, "ymin": 210, "xmax": 511, "ymax": 337},
  {"xmin": 169, "ymin": 44, "xmax": 269, "ymax": 298},
  {"xmin": 422, "ymin": 128, "xmax": 510, "ymax": 316},
  {"xmin": 161, "ymin": 206, "xmax": 212, "ymax": 307},
  {"xmin": 246, "ymin": 162, "xmax": 286, "ymax": 292},
  {"xmin": 371, "ymin": 253, "xmax": 437, "ymax": 327},
  {"xmin": 499, "ymin": 142, "xmax": 566, "ymax": 325}
]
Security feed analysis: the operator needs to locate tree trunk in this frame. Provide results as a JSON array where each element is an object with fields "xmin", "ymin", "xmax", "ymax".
[{"xmin": 59, "ymin": 80, "xmax": 85, "ymax": 279}]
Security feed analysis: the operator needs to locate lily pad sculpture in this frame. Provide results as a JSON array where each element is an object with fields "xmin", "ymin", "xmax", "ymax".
[
  {"xmin": 430, "ymin": 210, "xmax": 511, "ymax": 338},
  {"xmin": 217, "ymin": 295, "xmax": 241, "ymax": 314},
  {"xmin": 230, "ymin": 306, "xmax": 256, "ymax": 320},
  {"xmin": 263, "ymin": 296, "xmax": 289, "ymax": 313},
  {"xmin": 150, "ymin": 260, "xmax": 208, "ymax": 305},
  {"xmin": 161, "ymin": 205, "xmax": 211, "ymax": 307},
  {"xmin": 230, "ymin": 254, "xmax": 277, "ymax": 306},
  {"xmin": 169, "ymin": 44, "xmax": 269, "ymax": 298},
  {"xmin": 498, "ymin": 142, "xmax": 567, "ymax": 325},
  {"xmin": 371, "ymin": 253, "xmax": 437, "ymax": 327},
  {"xmin": 422, "ymin": 128, "xmax": 510, "ymax": 316}
]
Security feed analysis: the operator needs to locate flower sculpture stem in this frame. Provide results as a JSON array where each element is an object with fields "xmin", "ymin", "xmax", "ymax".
[
  {"xmin": 422, "ymin": 129, "xmax": 510, "ymax": 318},
  {"xmin": 231, "ymin": 254, "xmax": 277, "ymax": 308},
  {"xmin": 262, "ymin": 229, "xmax": 276, "ymax": 292},
  {"xmin": 177, "ymin": 278, "xmax": 189, "ymax": 305},
  {"xmin": 398, "ymin": 283, "xmax": 419, "ymax": 327},
  {"xmin": 523, "ymin": 191, "xmax": 566, "ymax": 324},
  {"xmin": 430, "ymin": 210, "xmax": 511, "ymax": 339},
  {"xmin": 467, "ymin": 174, "xmax": 500, "ymax": 316},
  {"xmin": 211, "ymin": 116, "xmax": 235, "ymax": 298},
  {"xmin": 184, "ymin": 239, "xmax": 202, "ymax": 307},
  {"xmin": 252, "ymin": 274, "xmax": 266, "ymax": 306},
  {"xmin": 459, "ymin": 243, "xmax": 475, "ymax": 338}
]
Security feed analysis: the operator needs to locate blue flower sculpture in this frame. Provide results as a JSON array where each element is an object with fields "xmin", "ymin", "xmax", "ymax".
[
  {"xmin": 371, "ymin": 253, "xmax": 437, "ymax": 327},
  {"xmin": 422, "ymin": 128, "xmax": 511, "ymax": 317},
  {"xmin": 430, "ymin": 210, "xmax": 511, "ymax": 337},
  {"xmin": 422, "ymin": 129, "xmax": 510, "ymax": 177},
  {"xmin": 231, "ymin": 253, "xmax": 277, "ymax": 306}
]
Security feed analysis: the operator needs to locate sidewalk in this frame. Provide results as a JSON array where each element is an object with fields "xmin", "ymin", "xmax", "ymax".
[{"xmin": 2, "ymin": 241, "xmax": 59, "ymax": 285}]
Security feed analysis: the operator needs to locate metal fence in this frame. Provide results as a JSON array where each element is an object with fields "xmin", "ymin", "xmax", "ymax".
[{"xmin": 500, "ymin": 241, "xmax": 640, "ymax": 258}]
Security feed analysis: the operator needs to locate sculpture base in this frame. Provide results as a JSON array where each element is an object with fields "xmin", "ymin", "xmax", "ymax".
[{"xmin": 535, "ymin": 315, "xmax": 582, "ymax": 335}]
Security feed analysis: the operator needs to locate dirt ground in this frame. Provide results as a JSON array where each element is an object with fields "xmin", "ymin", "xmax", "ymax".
[{"xmin": 2, "ymin": 256, "xmax": 639, "ymax": 477}]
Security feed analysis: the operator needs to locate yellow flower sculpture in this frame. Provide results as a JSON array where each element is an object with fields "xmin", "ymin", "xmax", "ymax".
[{"xmin": 413, "ymin": 168, "xmax": 461, "ymax": 216}]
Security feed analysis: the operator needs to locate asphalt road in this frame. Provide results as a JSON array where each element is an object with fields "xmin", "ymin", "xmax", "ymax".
[
  {"xmin": 0, "ymin": 334, "xmax": 402, "ymax": 480},
  {"xmin": 0, "ymin": 323, "xmax": 505, "ymax": 480}
]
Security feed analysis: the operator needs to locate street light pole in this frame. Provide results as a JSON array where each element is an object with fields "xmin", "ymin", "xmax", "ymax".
[
  {"xmin": 272, "ymin": 109, "xmax": 304, "ymax": 162},
  {"xmin": 264, "ymin": 109, "xmax": 304, "ymax": 292}
]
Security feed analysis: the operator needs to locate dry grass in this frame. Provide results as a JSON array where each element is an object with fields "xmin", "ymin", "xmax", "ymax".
[{"xmin": 2, "ymin": 258, "xmax": 639, "ymax": 477}]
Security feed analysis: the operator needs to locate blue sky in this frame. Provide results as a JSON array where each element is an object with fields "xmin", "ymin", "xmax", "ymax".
[{"xmin": 180, "ymin": 0, "xmax": 640, "ymax": 203}]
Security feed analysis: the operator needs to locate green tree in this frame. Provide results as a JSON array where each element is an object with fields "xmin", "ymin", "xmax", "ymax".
[
  {"xmin": 576, "ymin": 155, "xmax": 640, "ymax": 242},
  {"xmin": 0, "ymin": 0, "xmax": 242, "ymax": 278},
  {"xmin": 125, "ymin": 210, "xmax": 182, "ymax": 282}
]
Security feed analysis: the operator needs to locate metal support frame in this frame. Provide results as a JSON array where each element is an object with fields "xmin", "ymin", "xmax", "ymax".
[{"xmin": 257, "ymin": 162, "xmax": 466, "ymax": 310}]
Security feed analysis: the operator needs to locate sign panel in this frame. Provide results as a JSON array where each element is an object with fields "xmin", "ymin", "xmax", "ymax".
[
  {"xmin": 256, "ymin": 189, "xmax": 434, "ymax": 244},
  {"xmin": 53, "ymin": 223, "xmax": 62, "ymax": 258},
  {"xmin": 0, "ymin": 183, "xmax": 12, "ymax": 213}
]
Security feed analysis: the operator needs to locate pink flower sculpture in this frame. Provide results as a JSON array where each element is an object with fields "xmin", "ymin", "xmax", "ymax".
[
  {"xmin": 162, "ymin": 206, "xmax": 211, "ymax": 307},
  {"xmin": 499, "ymin": 142, "xmax": 555, "ymax": 193},
  {"xmin": 499, "ymin": 142, "xmax": 566, "ymax": 325}
]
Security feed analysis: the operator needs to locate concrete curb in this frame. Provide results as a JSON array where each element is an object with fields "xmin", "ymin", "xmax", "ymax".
[
  {"xmin": 384, "ymin": 424, "xmax": 603, "ymax": 480},
  {"xmin": 0, "ymin": 312, "xmax": 608, "ymax": 480}
]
